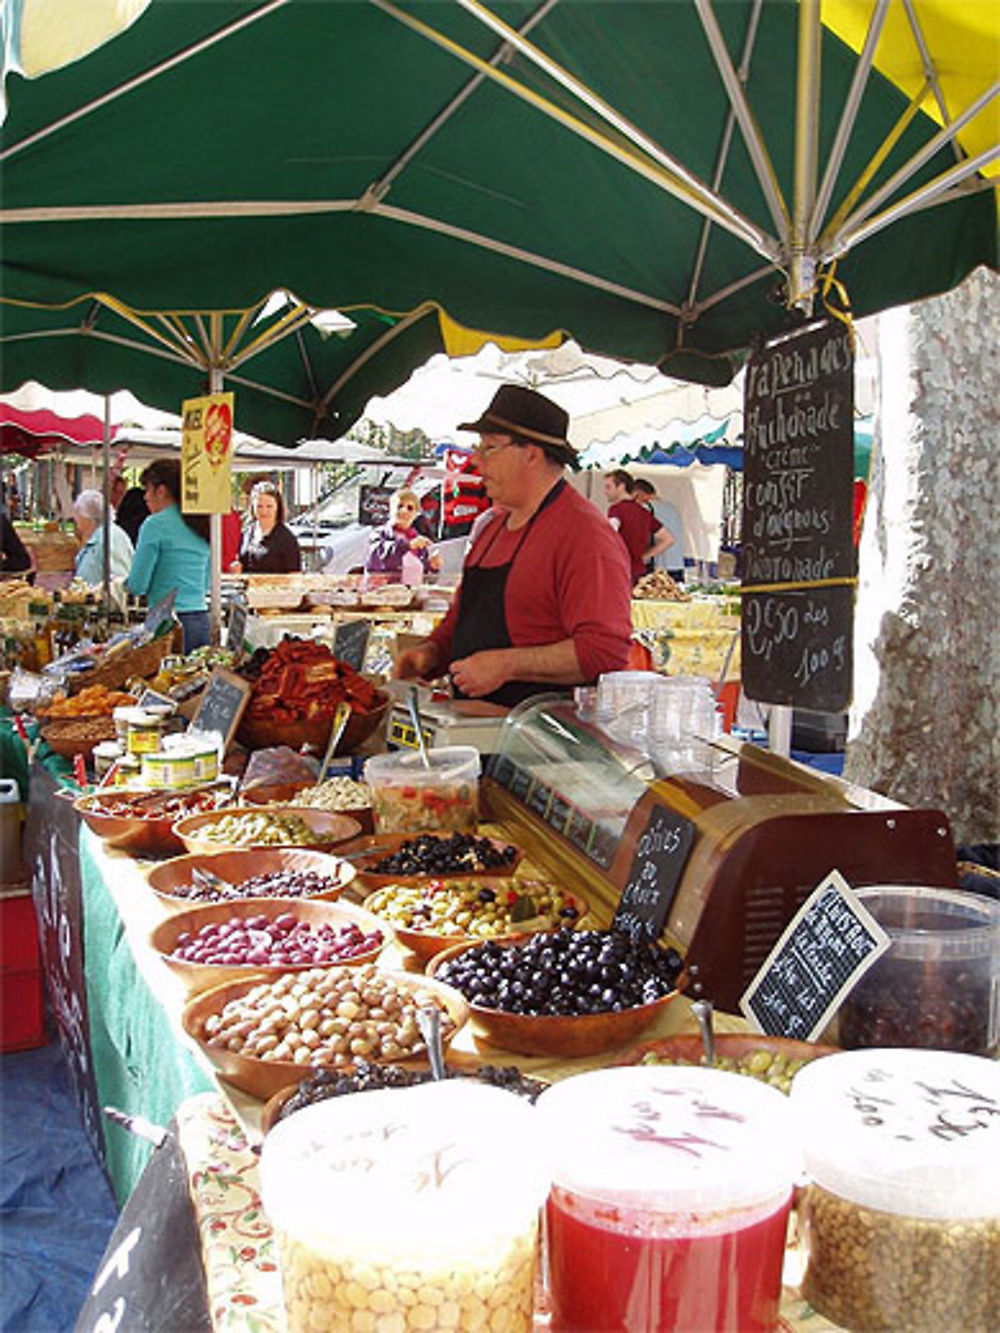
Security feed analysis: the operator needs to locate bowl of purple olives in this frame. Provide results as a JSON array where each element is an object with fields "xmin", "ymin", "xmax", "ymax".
[
  {"xmin": 146, "ymin": 848, "xmax": 357, "ymax": 907},
  {"xmin": 429, "ymin": 928, "xmax": 684, "ymax": 1057},
  {"xmin": 150, "ymin": 897, "xmax": 390, "ymax": 993},
  {"xmin": 352, "ymin": 831, "xmax": 523, "ymax": 888}
]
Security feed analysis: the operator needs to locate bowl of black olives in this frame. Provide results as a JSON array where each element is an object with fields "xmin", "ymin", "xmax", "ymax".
[
  {"xmin": 353, "ymin": 831, "xmax": 523, "ymax": 888},
  {"xmin": 429, "ymin": 929, "xmax": 684, "ymax": 1057}
]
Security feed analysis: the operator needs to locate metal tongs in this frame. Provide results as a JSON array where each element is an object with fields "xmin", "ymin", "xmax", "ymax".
[
  {"xmin": 690, "ymin": 997, "xmax": 716, "ymax": 1067},
  {"xmin": 191, "ymin": 865, "xmax": 235, "ymax": 894},
  {"xmin": 407, "ymin": 687, "xmax": 432, "ymax": 769},
  {"xmin": 416, "ymin": 1005, "xmax": 447, "ymax": 1081}
]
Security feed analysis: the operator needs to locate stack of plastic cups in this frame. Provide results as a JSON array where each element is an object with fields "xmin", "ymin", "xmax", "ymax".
[
  {"xmin": 650, "ymin": 676, "xmax": 719, "ymax": 765},
  {"xmin": 595, "ymin": 671, "xmax": 658, "ymax": 750}
]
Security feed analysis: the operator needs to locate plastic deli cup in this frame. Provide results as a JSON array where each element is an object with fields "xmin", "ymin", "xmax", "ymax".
[
  {"xmin": 260, "ymin": 1081, "xmax": 549, "ymax": 1333},
  {"xmin": 837, "ymin": 885, "xmax": 1000, "ymax": 1057},
  {"xmin": 791, "ymin": 1048, "xmax": 1000, "ymax": 1331},
  {"xmin": 535, "ymin": 1066, "xmax": 798, "ymax": 1332},
  {"xmin": 364, "ymin": 745, "xmax": 479, "ymax": 834}
]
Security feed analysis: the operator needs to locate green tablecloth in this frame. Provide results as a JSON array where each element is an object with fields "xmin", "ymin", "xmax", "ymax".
[
  {"xmin": 80, "ymin": 829, "xmax": 213, "ymax": 1203},
  {"xmin": 0, "ymin": 710, "xmax": 72, "ymax": 800}
]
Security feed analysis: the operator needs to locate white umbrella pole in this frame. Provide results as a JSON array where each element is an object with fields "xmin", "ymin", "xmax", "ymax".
[
  {"xmin": 209, "ymin": 366, "xmax": 223, "ymax": 643},
  {"xmin": 102, "ymin": 395, "xmax": 112, "ymax": 617}
]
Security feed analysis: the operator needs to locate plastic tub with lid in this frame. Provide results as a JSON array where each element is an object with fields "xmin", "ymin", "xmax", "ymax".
[
  {"xmin": 791, "ymin": 1047, "xmax": 1000, "ymax": 1331},
  {"xmin": 364, "ymin": 745, "xmax": 479, "ymax": 834},
  {"xmin": 535, "ymin": 1065, "xmax": 799, "ymax": 1332},
  {"xmin": 837, "ymin": 885, "xmax": 1000, "ymax": 1057},
  {"xmin": 260, "ymin": 1080, "xmax": 549, "ymax": 1333}
]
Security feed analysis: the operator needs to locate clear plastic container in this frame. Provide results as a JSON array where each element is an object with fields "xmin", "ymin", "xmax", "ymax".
[
  {"xmin": 364, "ymin": 745, "xmax": 479, "ymax": 833},
  {"xmin": 837, "ymin": 885, "xmax": 1000, "ymax": 1057},
  {"xmin": 535, "ymin": 1066, "xmax": 799, "ymax": 1332},
  {"xmin": 791, "ymin": 1047, "xmax": 1000, "ymax": 1331},
  {"xmin": 260, "ymin": 1081, "xmax": 549, "ymax": 1333}
]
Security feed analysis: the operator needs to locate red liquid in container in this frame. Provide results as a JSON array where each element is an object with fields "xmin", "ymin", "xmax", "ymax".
[{"xmin": 547, "ymin": 1185, "xmax": 791, "ymax": 1333}]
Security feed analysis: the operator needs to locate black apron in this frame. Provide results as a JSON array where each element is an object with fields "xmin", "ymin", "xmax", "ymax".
[{"xmin": 450, "ymin": 480, "xmax": 568, "ymax": 708}]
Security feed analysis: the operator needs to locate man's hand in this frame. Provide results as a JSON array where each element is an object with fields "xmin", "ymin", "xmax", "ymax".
[
  {"xmin": 449, "ymin": 650, "xmax": 514, "ymax": 698},
  {"xmin": 393, "ymin": 640, "xmax": 442, "ymax": 681},
  {"xmin": 409, "ymin": 535, "xmax": 432, "ymax": 551}
]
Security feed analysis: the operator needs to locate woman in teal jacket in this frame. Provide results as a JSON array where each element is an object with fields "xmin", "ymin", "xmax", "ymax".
[{"xmin": 127, "ymin": 460, "xmax": 211, "ymax": 651}]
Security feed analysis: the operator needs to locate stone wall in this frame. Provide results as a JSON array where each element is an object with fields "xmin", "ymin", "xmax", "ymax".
[{"xmin": 844, "ymin": 266, "xmax": 999, "ymax": 846}]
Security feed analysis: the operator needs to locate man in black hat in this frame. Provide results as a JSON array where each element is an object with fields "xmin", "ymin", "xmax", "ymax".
[{"xmin": 394, "ymin": 384, "xmax": 633, "ymax": 707}]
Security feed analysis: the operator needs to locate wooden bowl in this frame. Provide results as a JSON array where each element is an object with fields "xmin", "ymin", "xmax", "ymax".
[
  {"xmin": 237, "ymin": 691, "xmax": 390, "ymax": 755},
  {"xmin": 351, "ymin": 832, "xmax": 523, "ymax": 890},
  {"xmin": 74, "ymin": 790, "xmax": 221, "ymax": 858},
  {"xmin": 429, "ymin": 939, "xmax": 680, "ymax": 1058},
  {"xmin": 241, "ymin": 784, "xmax": 375, "ymax": 834},
  {"xmin": 147, "ymin": 847, "xmax": 356, "ymax": 907},
  {"xmin": 362, "ymin": 883, "xmax": 590, "ymax": 963},
  {"xmin": 616, "ymin": 1032, "xmax": 839, "ymax": 1087},
  {"xmin": 182, "ymin": 969, "xmax": 469, "ymax": 1101},
  {"xmin": 173, "ymin": 805, "xmax": 362, "ymax": 856},
  {"xmin": 149, "ymin": 896, "xmax": 391, "ymax": 994}
]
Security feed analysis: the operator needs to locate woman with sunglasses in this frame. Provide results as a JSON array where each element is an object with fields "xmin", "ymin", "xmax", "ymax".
[
  {"xmin": 229, "ymin": 481, "xmax": 301, "ymax": 575},
  {"xmin": 365, "ymin": 489, "xmax": 441, "ymax": 580}
]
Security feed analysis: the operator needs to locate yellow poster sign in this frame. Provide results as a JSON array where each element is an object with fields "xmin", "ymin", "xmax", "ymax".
[{"xmin": 181, "ymin": 393, "xmax": 234, "ymax": 514}]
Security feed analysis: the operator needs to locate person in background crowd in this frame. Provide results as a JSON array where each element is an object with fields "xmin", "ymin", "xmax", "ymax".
[
  {"xmin": 632, "ymin": 477, "xmax": 686, "ymax": 582},
  {"xmin": 0, "ymin": 511, "xmax": 31, "ymax": 574},
  {"xmin": 604, "ymin": 468, "xmax": 674, "ymax": 585},
  {"xmin": 394, "ymin": 385, "xmax": 631, "ymax": 706},
  {"xmin": 365, "ymin": 488, "xmax": 440, "ymax": 580},
  {"xmin": 127, "ymin": 460, "xmax": 211, "ymax": 652},
  {"xmin": 113, "ymin": 474, "xmax": 151, "ymax": 546},
  {"xmin": 72, "ymin": 490, "xmax": 134, "ymax": 586},
  {"xmin": 229, "ymin": 480, "xmax": 301, "ymax": 574}
]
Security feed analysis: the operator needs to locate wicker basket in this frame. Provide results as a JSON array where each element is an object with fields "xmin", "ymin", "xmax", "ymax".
[
  {"xmin": 68, "ymin": 630, "xmax": 179, "ymax": 695},
  {"xmin": 41, "ymin": 716, "xmax": 117, "ymax": 759}
]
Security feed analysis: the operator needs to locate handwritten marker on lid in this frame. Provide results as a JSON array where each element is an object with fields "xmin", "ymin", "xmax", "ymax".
[{"xmin": 73, "ymin": 753, "xmax": 88, "ymax": 788}]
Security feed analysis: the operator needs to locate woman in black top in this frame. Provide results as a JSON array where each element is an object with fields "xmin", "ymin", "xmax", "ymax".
[
  {"xmin": 229, "ymin": 481, "xmax": 301, "ymax": 574},
  {"xmin": 0, "ymin": 513, "xmax": 31, "ymax": 574}
]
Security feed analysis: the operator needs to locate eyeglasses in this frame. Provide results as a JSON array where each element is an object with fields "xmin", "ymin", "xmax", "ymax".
[{"xmin": 473, "ymin": 436, "xmax": 521, "ymax": 460}]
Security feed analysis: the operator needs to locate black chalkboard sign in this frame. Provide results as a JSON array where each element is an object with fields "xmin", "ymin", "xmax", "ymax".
[
  {"xmin": 613, "ymin": 803, "xmax": 695, "ymax": 939},
  {"xmin": 75, "ymin": 1129, "xmax": 211, "ymax": 1333},
  {"xmin": 527, "ymin": 780, "xmax": 552, "ymax": 820},
  {"xmin": 226, "ymin": 602, "xmax": 248, "ymax": 656},
  {"xmin": 189, "ymin": 667, "xmax": 251, "ymax": 752},
  {"xmin": 358, "ymin": 484, "xmax": 393, "ymax": 527},
  {"xmin": 548, "ymin": 793, "xmax": 571, "ymax": 836},
  {"xmin": 142, "ymin": 589, "xmax": 177, "ymax": 637},
  {"xmin": 490, "ymin": 753, "xmax": 514, "ymax": 789},
  {"xmin": 334, "ymin": 619, "xmax": 372, "ymax": 672},
  {"xmin": 565, "ymin": 805, "xmax": 594, "ymax": 856},
  {"xmin": 740, "ymin": 870, "xmax": 889, "ymax": 1040},
  {"xmin": 509, "ymin": 764, "xmax": 532, "ymax": 802},
  {"xmin": 741, "ymin": 319, "xmax": 855, "ymax": 711}
]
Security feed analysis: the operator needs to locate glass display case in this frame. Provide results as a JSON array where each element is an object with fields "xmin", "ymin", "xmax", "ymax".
[{"xmin": 484, "ymin": 698, "xmax": 958, "ymax": 1012}]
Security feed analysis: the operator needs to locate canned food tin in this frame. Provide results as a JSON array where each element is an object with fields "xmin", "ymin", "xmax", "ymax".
[{"xmin": 140, "ymin": 750, "xmax": 198, "ymax": 790}]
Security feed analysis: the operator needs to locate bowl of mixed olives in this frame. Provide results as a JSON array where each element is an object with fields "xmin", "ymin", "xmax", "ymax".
[
  {"xmin": 617, "ymin": 1032, "xmax": 839, "ymax": 1092},
  {"xmin": 430, "ymin": 928, "xmax": 684, "ymax": 1057},
  {"xmin": 150, "ymin": 896, "xmax": 390, "ymax": 993},
  {"xmin": 362, "ymin": 878, "xmax": 589, "ymax": 962},
  {"xmin": 146, "ymin": 848, "xmax": 357, "ymax": 906},
  {"xmin": 173, "ymin": 805, "xmax": 362, "ymax": 856}
]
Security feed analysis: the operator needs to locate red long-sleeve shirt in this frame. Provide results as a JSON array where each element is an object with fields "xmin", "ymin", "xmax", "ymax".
[{"xmin": 430, "ymin": 483, "xmax": 632, "ymax": 681}]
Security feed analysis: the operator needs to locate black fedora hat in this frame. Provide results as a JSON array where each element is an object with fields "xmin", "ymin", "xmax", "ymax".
[{"xmin": 459, "ymin": 384, "xmax": 579, "ymax": 468}]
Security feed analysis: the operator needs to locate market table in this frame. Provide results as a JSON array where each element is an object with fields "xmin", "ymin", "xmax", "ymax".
[{"xmin": 630, "ymin": 595, "xmax": 741, "ymax": 677}]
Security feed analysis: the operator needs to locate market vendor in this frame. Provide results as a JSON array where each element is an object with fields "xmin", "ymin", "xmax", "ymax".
[
  {"xmin": 0, "ymin": 511, "xmax": 31, "ymax": 575},
  {"xmin": 394, "ymin": 384, "xmax": 632, "ymax": 706},
  {"xmin": 72, "ymin": 490, "xmax": 134, "ymax": 585},
  {"xmin": 127, "ymin": 460, "xmax": 211, "ymax": 652},
  {"xmin": 365, "ymin": 488, "xmax": 441, "ymax": 582},
  {"xmin": 229, "ymin": 480, "xmax": 301, "ymax": 574},
  {"xmin": 604, "ymin": 468, "xmax": 674, "ymax": 585}
]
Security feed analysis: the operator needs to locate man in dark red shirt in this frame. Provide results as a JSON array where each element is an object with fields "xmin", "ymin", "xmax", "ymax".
[
  {"xmin": 393, "ymin": 385, "xmax": 632, "ymax": 707},
  {"xmin": 603, "ymin": 469, "xmax": 673, "ymax": 583}
]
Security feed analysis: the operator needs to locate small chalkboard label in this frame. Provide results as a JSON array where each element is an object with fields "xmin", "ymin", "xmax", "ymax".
[
  {"xmin": 548, "ymin": 793, "xmax": 571, "ymax": 835},
  {"xmin": 527, "ymin": 781, "xmax": 552, "ymax": 820},
  {"xmin": 490, "ymin": 754, "xmax": 514, "ymax": 789},
  {"xmin": 358, "ymin": 484, "xmax": 393, "ymax": 527},
  {"xmin": 188, "ymin": 668, "xmax": 251, "ymax": 753},
  {"xmin": 590, "ymin": 823, "xmax": 619, "ymax": 871},
  {"xmin": 142, "ymin": 589, "xmax": 177, "ymax": 637},
  {"xmin": 334, "ymin": 619, "xmax": 372, "ymax": 672},
  {"xmin": 739, "ymin": 870, "xmax": 890, "ymax": 1041},
  {"xmin": 509, "ymin": 765, "xmax": 532, "ymax": 802},
  {"xmin": 613, "ymin": 803, "xmax": 695, "ymax": 938},
  {"xmin": 741, "ymin": 318, "xmax": 855, "ymax": 711},
  {"xmin": 137, "ymin": 687, "xmax": 176, "ymax": 714},
  {"xmin": 226, "ymin": 603, "xmax": 248, "ymax": 656},
  {"xmin": 565, "ymin": 806, "xmax": 594, "ymax": 856}
]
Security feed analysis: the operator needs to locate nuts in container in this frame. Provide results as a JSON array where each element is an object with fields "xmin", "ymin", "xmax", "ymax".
[
  {"xmin": 291, "ymin": 775, "xmax": 370, "ymax": 812},
  {"xmin": 201, "ymin": 963, "xmax": 458, "ymax": 1068},
  {"xmin": 791, "ymin": 1048, "xmax": 1000, "ymax": 1332}
]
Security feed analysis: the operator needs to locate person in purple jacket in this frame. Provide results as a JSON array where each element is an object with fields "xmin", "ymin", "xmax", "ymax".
[{"xmin": 365, "ymin": 489, "xmax": 441, "ymax": 580}]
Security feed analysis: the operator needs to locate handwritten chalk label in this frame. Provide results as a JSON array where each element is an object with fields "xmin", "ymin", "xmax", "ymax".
[
  {"xmin": 489, "ymin": 754, "xmax": 514, "ymax": 789},
  {"xmin": 358, "ymin": 484, "xmax": 393, "ymax": 527},
  {"xmin": 142, "ymin": 589, "xmax": 177, "ymax": 637},
  {"xmin": 613, "ymin": 803, "xmax": 695, "ymax": 938},
  {"xmin": 334, "ymin": 619, "xmax": 372, "ymax": 672},
  {"xmin": 188, "ymin": 668, "xmax": 251, "ymax": 754},
  {"xmin": 548, "ymin": 793, "xmax": 571, "ymax": 836},
  {"xmin": 225, "ymin": 603, "xmax": 247, "ymax": 656},
  {"xmin": 137, "ymin": 688, "xmax": 175, "ymax": 714},
  {"xmin": 527, "ymin": 780, "xmax": 552, "ymax": 820},
  {"xmin": 741, "ymin": 319, "xmax": 855, "ymax": 710},
  {"xmin": 509, "ymin": 765, "xmax": 532, "ymax": 803},
  {"xmin": 565, "ymin": 806, "xmax": 594, "ymax": 857},
  {"xmin": 740, "ymin": 870, "xmax": 890, "ymax": 1041}
]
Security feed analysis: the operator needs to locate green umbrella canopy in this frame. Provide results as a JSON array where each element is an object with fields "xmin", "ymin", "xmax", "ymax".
[{"xmin": 1, "ymin": 0, "xmax": 996, "ymax": 428}]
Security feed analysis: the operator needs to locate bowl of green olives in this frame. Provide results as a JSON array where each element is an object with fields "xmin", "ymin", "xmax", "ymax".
[
  {"xmin": 173, "ymin": 805, "xmax": 362, "ymax": 856},
  {"xmin": 617, "ymin": 1032, "xmax": 839, "ymax": 1092}
]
